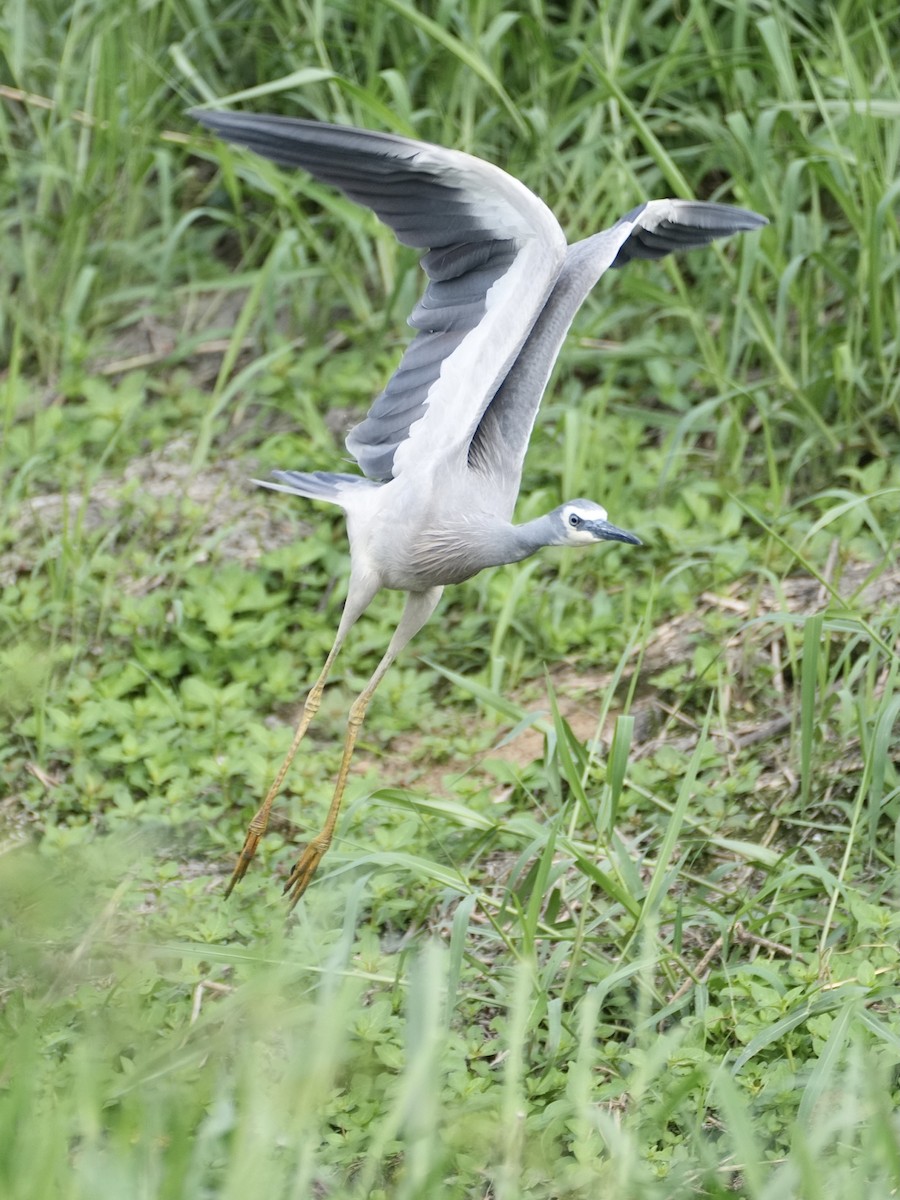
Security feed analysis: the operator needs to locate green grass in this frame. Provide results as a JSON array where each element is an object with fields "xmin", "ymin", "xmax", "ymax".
[{"xmin": 2, "ymin": 0, "xmax": 900, "ymax": 1196}]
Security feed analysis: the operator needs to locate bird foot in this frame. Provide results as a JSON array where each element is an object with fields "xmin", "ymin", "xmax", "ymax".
[
  {"xmin": 223, "ymin": 827, "xmax": 263, "ymax": 898},
  {"xmin": 283, "ymin": 836, "xmax": 330, "ymax": 911}
]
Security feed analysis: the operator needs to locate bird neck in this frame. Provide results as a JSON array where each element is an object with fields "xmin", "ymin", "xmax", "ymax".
[
  {"xmin": 502, "ymin": 514, "xmax": 558, "ymax": 563},
  {"xmin": 397, "ymin": 511, "xmax": 558, "ymax": 588}
]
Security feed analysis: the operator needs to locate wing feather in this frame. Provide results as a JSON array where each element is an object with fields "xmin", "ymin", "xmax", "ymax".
[
  {"xmin": 193, "ymin": 110, "xmax": 567, "ymax": 480},
  {"xmin": 468, "ymin": 198, "xmax": 767, "ymax": 502}
]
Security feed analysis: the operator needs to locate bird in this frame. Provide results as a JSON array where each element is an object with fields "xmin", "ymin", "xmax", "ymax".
[{"xmin": 192, "ymin": 108, "xmax": 766, "ymax": 909}]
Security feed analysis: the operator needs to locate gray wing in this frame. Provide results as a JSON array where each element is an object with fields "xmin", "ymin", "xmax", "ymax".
[
  {"xmin": 193, "ymin": 110, "xmax": 567, "ymax": 481},
  {"xmin": 608, "ymin": 200, "xmax": 767, "ymax": 267},
  {"xmin": 469, "ymin": 198, "xmax": 767, "ymax": 504}
]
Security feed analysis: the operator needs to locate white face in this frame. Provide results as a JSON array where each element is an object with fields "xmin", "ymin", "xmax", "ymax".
[{"xmin": 560, "ymin": 500, "xmax": 609, "ymax": 545}]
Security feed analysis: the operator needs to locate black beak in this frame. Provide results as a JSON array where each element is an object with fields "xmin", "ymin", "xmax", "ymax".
[{"xmin": 588, "ymin": 519, "xmax": 642, "ymax": 546}]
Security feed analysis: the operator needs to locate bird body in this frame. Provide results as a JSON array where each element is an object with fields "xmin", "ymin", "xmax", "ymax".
[
  {"xmin": 192, "ymin": 109, "xmax": 766, "ymax": 907},
  {"xmin": 265, "ymin": 467, "xmax": 627, "ymax": 591}
]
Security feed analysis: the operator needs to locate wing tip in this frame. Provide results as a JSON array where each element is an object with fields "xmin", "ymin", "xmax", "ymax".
[
  {"xmin": 669, "ymin": 199, "xmax": 769, "ymax": 233},
  {"xmin": 725, "ymin": 207, "xmax": 768, "ymax": 231},
  {"xmin": 189, "ymin": 106, "xmax": 228, "ymax": 130}
]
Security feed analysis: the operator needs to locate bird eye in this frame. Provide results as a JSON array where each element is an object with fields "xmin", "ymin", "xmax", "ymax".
[{"xmin": 568, "ymin": 513, "xmax": 581, "ymax": 527}]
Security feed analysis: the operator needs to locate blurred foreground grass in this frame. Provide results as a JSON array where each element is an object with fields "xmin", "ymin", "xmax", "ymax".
[{"xmin": 1, "ymin": 1, "xmax": 899, "ymax": 1196}]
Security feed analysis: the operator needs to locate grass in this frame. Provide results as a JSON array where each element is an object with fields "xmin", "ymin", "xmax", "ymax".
[{"xmin": 2, "ymin": 0, "xmax": 900, "ymax": 1195}]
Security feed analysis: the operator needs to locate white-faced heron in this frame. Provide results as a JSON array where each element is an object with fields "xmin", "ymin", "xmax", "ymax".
[{"xmin": 193, "ymin": 110, "xmax": 766, "ymax": 908}]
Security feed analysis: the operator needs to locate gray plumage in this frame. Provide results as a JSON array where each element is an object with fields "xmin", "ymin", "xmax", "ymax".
[{"xmin": 193, "ymin": 109, "xmax": 766, "ymax": 905}]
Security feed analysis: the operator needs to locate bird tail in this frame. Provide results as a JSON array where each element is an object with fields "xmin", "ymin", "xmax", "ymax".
[{"xmin": 253, "ymin": 469, "xmax": 378, "ymax": 510}]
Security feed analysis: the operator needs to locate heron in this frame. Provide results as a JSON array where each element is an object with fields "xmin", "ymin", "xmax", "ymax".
[{"xmin": 193, "ymin": 109, "xmax": 766, "ymax": 909}]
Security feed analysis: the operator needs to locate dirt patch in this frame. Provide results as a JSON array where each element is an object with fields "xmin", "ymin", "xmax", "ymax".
[
  {"xmin": 0, "ymin": 436, "xmax": 305, "ymax": 587},
  {"xmin": 341, "ymin": 557, "xmax": 897, "ymax": 797}
]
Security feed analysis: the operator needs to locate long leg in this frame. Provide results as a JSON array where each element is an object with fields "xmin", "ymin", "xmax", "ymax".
[
  {"xmin": 283, "ymin": 585, "xmax": 443, "ymax": 910},
  {"xmin": 224, "ymin": 576, "xmax": 377, "ymax": 897}
]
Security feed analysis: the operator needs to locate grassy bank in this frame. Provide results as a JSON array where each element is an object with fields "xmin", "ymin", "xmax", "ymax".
[{"xmin": 2, "ymin": 1, "xmax": 899, "ymax": 1195}]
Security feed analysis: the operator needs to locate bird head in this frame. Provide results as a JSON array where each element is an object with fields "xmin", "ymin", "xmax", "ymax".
[{"xmin": 554, "ymin": 500, "xmax": 641, "ymax": 548}]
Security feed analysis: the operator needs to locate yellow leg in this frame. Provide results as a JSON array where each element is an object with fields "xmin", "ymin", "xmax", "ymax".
[
  {"xmin": 282, "ymin": 585, "xmax": 443, "ymax": 910},
  {"xmin": 223, "ymin": 657, "xmax": 331, "ymax": 892},
  {"xmin": 224, "ymin": 574, "xmax": 379, "ymax": 898},
  {"xmin": 283, "ymin": 686, "xmax": 373, "ymax": 910},
  {"xmin": 224, "ymin": 653, "xmax": 333, "ymax": 897}
]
